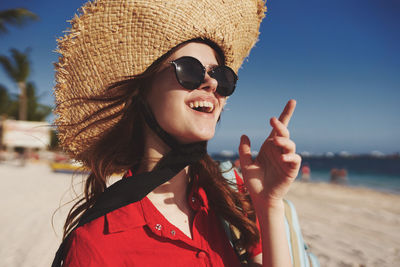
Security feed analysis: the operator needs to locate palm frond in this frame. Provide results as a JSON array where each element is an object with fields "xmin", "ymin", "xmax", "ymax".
[
  {"xmin": 11, "ymin": 48, "xmax": 30, "ymax": 81},
  {"xmin": 0, "ymin": 8, "xmax": 39, "ymax": 34},
  {"xmin": 0, "ymin": 48, "xmax": 30, "ymax": 82},
  {"xmin": 0, "ymin": 55, "xmax": 18, "ymax": 80},
  {"xmin": 25, "ymin": 81, "xmax": 52, "ymax": 121},
  {"xmin": 0, "ymin": 84, "xmax": 11, "ymax": 115}
]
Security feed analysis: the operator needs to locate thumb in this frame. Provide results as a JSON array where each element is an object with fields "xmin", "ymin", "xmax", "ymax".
[{"xmin": 238, "ymin": 135, "xmax": 253, "ymax": 169}]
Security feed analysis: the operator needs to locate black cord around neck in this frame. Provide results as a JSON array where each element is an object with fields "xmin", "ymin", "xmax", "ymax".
[{"xmin": 52, "ymin": 99, "xmax": 208, "ymax": 267}]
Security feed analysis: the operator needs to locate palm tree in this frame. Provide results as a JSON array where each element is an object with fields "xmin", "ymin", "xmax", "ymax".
[
  {"xmin": 26, "ymin": 82, "xmax": 52, "ymax": 121},
  {"xmin": 0, "ymin": 48, "xmax": 31, "ymax": 120},
  {"xmin": 0, "ymin": 8, "xmax": 38, "ymax": 34},
  {"xmin": 0, "ymin": 82, "xmax": 52, "ymax": 121},
  {"xmin": 0, "ymin": 84, "xmax": 11, "ymax": 115}
]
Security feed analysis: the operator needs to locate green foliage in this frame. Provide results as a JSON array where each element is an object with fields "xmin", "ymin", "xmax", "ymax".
[
  {"xmin": 0, "ymin": 82, "xmax": 52, "ymax": 121},
  {"xmin": 0, "ymin": 48, "xmax": 31, "ymax": 82},
  {"xmin": 0, "ymin": 85, "xmax": 11, "ymax": 115},
  {"xmin": 26, "ymin": 82, "xmax": 52, "ymax": 121},
  {"xmin": 0, "ymin": 48, "xmax": 34, "ymax": 120},
  {"xmin": 0, "ymin": 8, "xmax": 39, "ymax": 34}
]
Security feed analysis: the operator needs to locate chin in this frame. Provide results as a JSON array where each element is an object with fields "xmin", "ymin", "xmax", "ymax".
[
  {"xmin": 194, "ymin": 131, "xmax": 215, "ymax": 142},
  {"xmin": 177, "ymin": 129, "xmax": 215, "ymax": 144}
]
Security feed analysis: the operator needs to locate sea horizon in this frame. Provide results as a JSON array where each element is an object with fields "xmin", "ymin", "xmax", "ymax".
[{"xmin": 211, "ymin": 153, "xmax": 400, "ymax": 195}]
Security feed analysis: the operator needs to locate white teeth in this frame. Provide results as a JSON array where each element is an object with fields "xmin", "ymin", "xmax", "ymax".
[{"xmin": 188, "ymin": 100, "xmax": 214, "ymax": 113}]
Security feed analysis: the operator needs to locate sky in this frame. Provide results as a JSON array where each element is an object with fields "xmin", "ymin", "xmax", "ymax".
[{"xmin": 1, "ymin": 0, "xmax": 399, "ymax": 155}]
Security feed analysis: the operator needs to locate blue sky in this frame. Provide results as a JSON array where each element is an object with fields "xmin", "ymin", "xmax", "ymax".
[{"xmin": 1, "ymin": 0, "xmax": 399, "ymax": 155}]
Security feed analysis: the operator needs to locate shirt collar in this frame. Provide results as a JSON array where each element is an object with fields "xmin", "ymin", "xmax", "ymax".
[{"xmin": 105, "ymin": 201, "xmax": 146, "ymax": 234}]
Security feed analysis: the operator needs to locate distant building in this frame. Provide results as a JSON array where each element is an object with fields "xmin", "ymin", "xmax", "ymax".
[{"xmin": 1, "ymin": 119, "xmax": 50, "ymax": 151}]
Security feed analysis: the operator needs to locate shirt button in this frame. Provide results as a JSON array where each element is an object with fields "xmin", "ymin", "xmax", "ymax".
[
  {"xmin": 170, "ymin": 230, "xmax": 176, "ymax": 236},
  {"xmin": 196, "ymin": 251, "xmax": 207, "ymax": 259},
  {"xmin": 155, "ymin": 224, "xmax": 162, "ymax": 231}
]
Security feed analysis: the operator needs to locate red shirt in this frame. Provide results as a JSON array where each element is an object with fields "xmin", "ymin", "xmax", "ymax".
[{"xmin": 64, "ymin": 173, "xmax": 261, "ymax": 266}]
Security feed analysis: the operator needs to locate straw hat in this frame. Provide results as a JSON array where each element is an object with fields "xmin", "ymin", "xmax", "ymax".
[{"xmin": 54, "ymin": 0, "xmax": 266, "ymax": 161}]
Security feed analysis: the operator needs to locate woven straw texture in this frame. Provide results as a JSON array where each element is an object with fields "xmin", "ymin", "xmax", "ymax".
[{"xmin": 54, "ymin": 0, "xmax": 266, "ymax": 161}]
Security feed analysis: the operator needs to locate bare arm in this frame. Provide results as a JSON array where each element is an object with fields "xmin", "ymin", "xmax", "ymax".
[{"xmin": 239, "ymin": 100, "xmax": 301, "ymax": 267}]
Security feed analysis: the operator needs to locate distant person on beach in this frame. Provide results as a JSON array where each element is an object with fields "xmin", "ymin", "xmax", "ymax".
[
  {"xmin": 52, "ymin": 1, "xmax": 302, "ymax": 266},
  {"xmin": 330, "ymin": 168, "xmax": 348, "ymax": 184},
  {"xmin": 15, "ymin": 147, "xmax": 27, "ymax": 167},
  {"xmin": 300, "ymin": 164, "xmax": 311, "ymax": 182}
]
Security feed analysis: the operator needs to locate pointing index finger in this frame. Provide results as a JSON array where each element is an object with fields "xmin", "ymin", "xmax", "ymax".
[
  {"xmin": 278, "ymin": 99, "xmax": 296, "ymax": 127},
  {"xmin": 268, "ymin": 99, "xmax": 297, "ymax": 138}
]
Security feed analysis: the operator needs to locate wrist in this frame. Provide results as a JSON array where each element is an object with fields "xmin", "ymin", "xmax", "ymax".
[{"xmin": 253, "ymin": 197, "xmax": 285, "ymax": 215}]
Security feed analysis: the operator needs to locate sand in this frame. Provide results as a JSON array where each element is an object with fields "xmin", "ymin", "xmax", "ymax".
[
  {"xmin": 0, "ymin": 162, "xmax": 399, "ymax": 267},
  {"xmin": 286, "ymin": 182, "xmax": 400, "ymax": 267}
]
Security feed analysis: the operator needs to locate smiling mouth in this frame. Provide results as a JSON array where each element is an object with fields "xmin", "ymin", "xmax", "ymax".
[{"xmin": 188, "ymin": 100, "xmax": 215, "ymax": 113}]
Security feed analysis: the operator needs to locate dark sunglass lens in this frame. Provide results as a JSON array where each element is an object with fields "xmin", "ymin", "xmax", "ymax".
[
  {"xmin": 210, "ymin": 67, "xmax": 237, "ymax": 96},
  {"xmin": 173, "ymin": 57, "xmax": 205, "ymax": 90}
]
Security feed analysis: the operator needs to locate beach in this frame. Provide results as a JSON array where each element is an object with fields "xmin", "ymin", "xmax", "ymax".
[
  {"xmin": 1, "ymin": 162, "xmax": 399, "ymax": 267},
  {"xmin": 286, "ymin": 182, "xmax": 400, "ymax": 267}
]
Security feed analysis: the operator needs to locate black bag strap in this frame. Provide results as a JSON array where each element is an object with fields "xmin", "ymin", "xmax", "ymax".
[
  {"xmin": 52, "ymin": 144, "xmax": 205, "ymax": 266},
  {"xmin": 52, "ymin": 100, "xmax": 207, "ymax": 266},
  {"xmin": 51, "ymin": 168, "xmax": 176, "ymax": 266}
]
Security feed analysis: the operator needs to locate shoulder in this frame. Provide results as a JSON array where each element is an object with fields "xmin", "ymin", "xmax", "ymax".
[
  {"xmin": 63, "ymin": 222, "xmax": 106, "ymax": 266},
  {"xmin": 63, "ymin": 201, "xmax": 145, "ymax": 266}
]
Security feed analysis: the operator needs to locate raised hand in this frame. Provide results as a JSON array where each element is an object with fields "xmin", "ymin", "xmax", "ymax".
[{"xmin": 238, "ymin": 99, "xmax": 301, "ymax": 206}]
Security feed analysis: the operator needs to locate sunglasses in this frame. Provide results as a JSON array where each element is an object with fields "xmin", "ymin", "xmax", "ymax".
[{"xmin": 170, "ymin": 56, "xmax": 238, "ymax": 97}]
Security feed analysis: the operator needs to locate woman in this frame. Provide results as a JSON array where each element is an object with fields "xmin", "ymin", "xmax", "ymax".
[{"xmin": 53, "ymin": 1, "xmax": 301, "ymax": 266}]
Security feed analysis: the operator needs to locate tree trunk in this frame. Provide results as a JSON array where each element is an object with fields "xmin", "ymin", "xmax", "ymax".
[{"xmin": 17, "ymin": 81, "xmax": 27, "ymax": 121}]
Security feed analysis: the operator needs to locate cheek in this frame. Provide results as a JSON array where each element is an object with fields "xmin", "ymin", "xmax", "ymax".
[
  {"xmin": 148, "ymin": 74, "xmax": 179, "ymax": 113},
  {"xmin": 150, "ymin": 90, "xmax": 186, "ymax": 130}
]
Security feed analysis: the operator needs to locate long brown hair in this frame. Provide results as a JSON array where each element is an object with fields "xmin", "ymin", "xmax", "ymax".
[{"xmin": 61, "ymin": 39, "xmax": 260, "ymax": 249}]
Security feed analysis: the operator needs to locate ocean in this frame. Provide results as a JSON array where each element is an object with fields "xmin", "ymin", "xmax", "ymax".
[
  {"xmin": 212, "ymin": 154, "xmax": 400, "ymax": 195},
  {"xmin": 303, "ymin": 169, "xmax": 400, "ymax": 194},
  {"xmin": 300, "ymin": 156, "xmax": 400, "ymax": 194}
]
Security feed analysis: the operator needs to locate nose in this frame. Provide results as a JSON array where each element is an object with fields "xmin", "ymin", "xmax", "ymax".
[{"xmin": 199, "ymin": 72, "xmax": 218, "ymax": 94}]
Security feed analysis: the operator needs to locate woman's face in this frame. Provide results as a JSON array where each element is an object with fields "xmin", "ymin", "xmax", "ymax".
[{"xmin": 146, "ymin": 42, "xmax": 227, "ymax": 144}]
